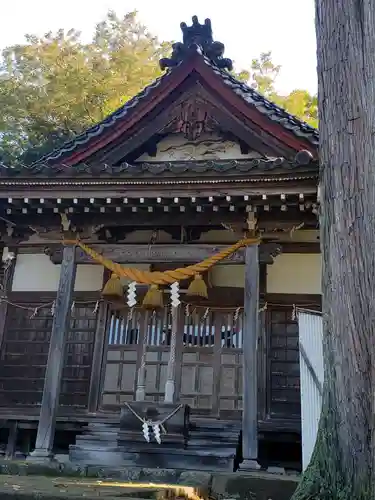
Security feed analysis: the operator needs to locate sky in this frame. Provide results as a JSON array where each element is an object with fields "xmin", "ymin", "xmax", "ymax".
[{"xmin": 0, "ymin": 0, "xmax": 317, "ymax": 95}]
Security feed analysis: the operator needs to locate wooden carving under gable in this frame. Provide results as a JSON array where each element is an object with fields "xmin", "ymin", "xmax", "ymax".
[{"xmin": 137, "ymin": 98, "xmax": 259, "ymax": 162}]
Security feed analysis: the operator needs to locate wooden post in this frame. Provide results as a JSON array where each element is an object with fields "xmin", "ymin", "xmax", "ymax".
[
  {"xmin": 5, "ymin": 421, "xmax": 18, "ymax": 460},
  {"xmin": 28, "ymin": 244, "xmax": 77, "ymax": 461},
  {"xmin": 241, "ymin": 243, "xmax": 260, "ymax": 470},
  {"xmin": 173, "ymin": 309, "xmax": 185, "ymax": 401},
  {"xmin": 87, "ymin": 302, "xmax": 108, "ymax": 413},
  {"xmin": 164, "ymin": 306, "xmax": 179, "ymax": 403},
  {"xmin": 0, "ymin": 247, "xmax": 17, "ymax": 352},
  {"xmin": 135, "ymin": 311, "xmax": 150, "ymax": 401}
]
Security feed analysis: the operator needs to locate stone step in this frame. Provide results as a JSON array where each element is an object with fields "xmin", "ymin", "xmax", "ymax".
[
  {"xmin": 187, "ymin": 439, "xmax": 237, "ymax": 450},
  {"xmin": 189, "ymin": 430, "xmax": 239, "ymax": 438},
  {"xmin": 76, "ymin": 442, "xmax": 116, "ymax": 449},
  {"xmin": 76, "ymin": 433, "xmax": 119, "ymax": 441},
  {"xmin": 191, "ymin": 419, "xmax": 241, "ymax": 428},
  {"xmin": 70, "ymin": 447, "xmax": 233, "ymax": 471},
  {"xmin": 70, "ymin": 448, "xmax": 124, "ymax": 466},
  {"xmin": 86, "ymin": 425, "xmax": 120, "ymax": 432},
  {"xmin": 190, "ymin": 428, "xmax": 240, "ymax": 436},
  {"xmin": 70, "ymin": 444, "xmax": 122, "ymax": 453}
]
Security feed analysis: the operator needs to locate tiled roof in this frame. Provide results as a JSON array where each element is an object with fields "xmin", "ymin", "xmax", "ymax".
[
  {"xmin": 35, "ymin": 52, "xmax": 319, "ymax": 166},
  {"xmin": 0, "ymin": 158, "xmax": 318, "ymax": 180},
  {"xmin": 35, "ymin": 69, "xmax": 175, "ymax": 165},
  {"xmin": 202, "ymin": 56, "xmax": 319, "ymax": 146}
]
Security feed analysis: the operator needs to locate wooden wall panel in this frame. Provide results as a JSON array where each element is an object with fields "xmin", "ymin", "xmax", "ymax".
[
  {"xmin": 0, "ymin": 297, "xmax": 97, "ymax": 409},
  {"xmin": 0, "ymin": 303, "xmax": 52, "ymax": 406},
  {"xmin": 60, "ymin": 304, "xmax": 97, "ymax": 407}
]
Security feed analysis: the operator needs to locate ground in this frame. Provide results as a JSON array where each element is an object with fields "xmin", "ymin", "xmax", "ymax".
[{"xmin": 0, "ymin": 460, "xmax": 299, "ymax": 499}]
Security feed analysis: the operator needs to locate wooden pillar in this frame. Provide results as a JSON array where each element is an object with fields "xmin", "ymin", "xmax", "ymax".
[
  {"xmin": 0, "ymin": 247, "xmax": 17, "ymax": 352},
  {"xmin": 173, "ymin": 309, "xmax": 185, "ymax": 401},
  {"xmin": 241, "ymin": 243, "xmax": 260, "ymax": 470},
  {"xmin": 87, "ymin": 302, "xmax": 109, "ymax": 413},
  {"xmin": 28, "ymin": 244, "xmax": 77, "ymax": 461},
  {"xmin": 5, "ymin": 421, "xmax": 18, "ymax": 460},
  {"xmin": 164, "ymin": 306, "xmax": 179, "ymax": 403},
  {"xmin": 135, "ymin": 311, "xmax": 150, "ymax": 401}
]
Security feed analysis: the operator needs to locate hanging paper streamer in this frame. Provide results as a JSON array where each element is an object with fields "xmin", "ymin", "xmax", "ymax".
[
  {"xmin": 170, "ymin": 282, "xmax": 180, "ymax": 308},
  {"xmin": 234, "ymin": 307, "xmax": 240, "ymax": 324},
  {"xmin": 127, "ymin": 281, "xmax": 137, "ymax": 308},
  {"xmin": 153, "ymin": 424, "xmax": 161, "ymax": 444},
  {"xmin": 203, "ymin": 307, "xmax": 209, "ymax": 320},
  {"xmin": 30, "ymin": 307, "xmax": 38, "ymax": 319},
  {"xmin": 142, "ymin": 422, "xmax": 150, "ymax": 443}
]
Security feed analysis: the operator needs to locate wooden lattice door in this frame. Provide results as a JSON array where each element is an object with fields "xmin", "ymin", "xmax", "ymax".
[{"xmin": 178, "ymin": 309, "xmax": 244, "ymax": 418}]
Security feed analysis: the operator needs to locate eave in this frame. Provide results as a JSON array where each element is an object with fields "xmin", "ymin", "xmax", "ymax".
[{"xmin": 0, "ymin": 158, "xmax": 318, "ymax": 181}]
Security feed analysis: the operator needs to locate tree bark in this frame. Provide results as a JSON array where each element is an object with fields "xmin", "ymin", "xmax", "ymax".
[{"xmin": 293, "ymin": 1, "xmax": 375, "ymax": 499}]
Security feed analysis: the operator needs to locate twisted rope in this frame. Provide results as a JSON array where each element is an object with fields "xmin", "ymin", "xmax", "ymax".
[{"xmin": 64, "ymin": 237, "xmax": 259, "ymax": 285}]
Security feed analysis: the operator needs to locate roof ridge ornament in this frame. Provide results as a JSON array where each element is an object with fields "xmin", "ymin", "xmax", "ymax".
[{"xmin": 159, "ymin": 16, "xmax": 233, "ymax": 72}]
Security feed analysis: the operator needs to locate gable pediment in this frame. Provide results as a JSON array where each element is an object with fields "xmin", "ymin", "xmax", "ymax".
[
  {"xmin": 90, "ymin": 88, "xmax": 291, "ymax": 166},
  {"xmin": 36, "ymin": 43, "xmax": 318, "ymax": 168}
]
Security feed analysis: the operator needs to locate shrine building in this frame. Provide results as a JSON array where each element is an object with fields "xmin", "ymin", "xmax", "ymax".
[{"xmin": 0, "ymin": 17, "xmax": 320, "ymax": 473}]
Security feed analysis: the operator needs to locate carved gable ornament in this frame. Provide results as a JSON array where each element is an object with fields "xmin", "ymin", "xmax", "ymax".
[{"xmin": 159, "ymin": 16, "xmax": 233, "ymax": 71}]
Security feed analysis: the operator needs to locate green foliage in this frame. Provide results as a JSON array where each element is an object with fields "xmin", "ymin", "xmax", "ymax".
[
  {"xmin": 0, "ymin": 12, "xmax": 317, "ymax": 165},
  {"xmin": 0, "ymin": 10, "xmax": 170, "ymax": 164},
  {"xmin": 246, "ymin": 52, "xmax": 318, "ymax": 128},
  {"xmin": 249, "ymin": 51, "xmax": 281, "ymax": 96}
]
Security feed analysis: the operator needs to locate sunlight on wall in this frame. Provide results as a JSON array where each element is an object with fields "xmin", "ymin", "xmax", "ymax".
[
  {"xmin": 11, "ymin": 253, "xmax": 104, "ymax": 292},
  {"xmin": 267, "ymin": 253, "xmax": 322, "ymax": 294}
]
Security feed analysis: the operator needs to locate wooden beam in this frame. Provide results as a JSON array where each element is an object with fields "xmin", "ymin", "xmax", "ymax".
[
  {"xmin": 28, "ymin": 244, "xmax": 77, "ymax": 461},
  {"xmin": 241, "ymin": 244, "xmax": 260, "ymax": 470},
  {"xmin": 48, "ymin": 243, "xmax": 281, "ymax": 265},
  {"xmin": 0, "ymin": 181, "xmax": 318, "ymax": 200}
]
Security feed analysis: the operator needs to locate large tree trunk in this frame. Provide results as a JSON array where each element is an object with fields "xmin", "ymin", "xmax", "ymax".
[{"xmin": 292, "ymin": 1, "xmax": 375, "ymax": 499}]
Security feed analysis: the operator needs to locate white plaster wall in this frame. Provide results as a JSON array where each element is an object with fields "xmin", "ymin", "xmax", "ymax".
[
  {"xmin": 210, "ymin": 265, "xmax": 245, "ymax": 288},
  {"xmin": 267, "ymin": 254, "xmax": 322, "ymax": 295},
  {"xmin": 288, "ymin": 230, "xmax": 320, "ymax": 243},
  {"xmin": 137, "ymin": 133, "xmax": 260, "ymax": 162},
  {"xmin": 12, "ymin": 254, "xmax": 104, "ymax": 292}
]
